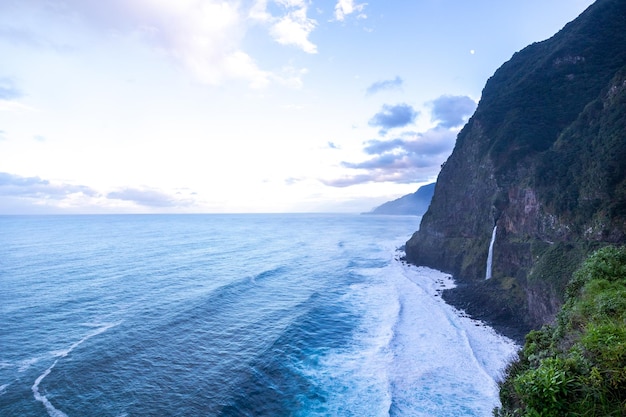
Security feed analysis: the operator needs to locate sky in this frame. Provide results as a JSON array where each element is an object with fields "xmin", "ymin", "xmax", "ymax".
[{"xmin": 0, "ymin": 0, "xmax": 595, "ymax": 214}]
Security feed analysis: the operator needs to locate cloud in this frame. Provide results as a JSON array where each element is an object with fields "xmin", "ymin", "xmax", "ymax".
[
  {"xmin": 266, "ymin": 1, "xmax": 317, "ymax": 54},
  {"xmin": 0, "ymin": 1, "xmax": 320, "ymax": 88},
  {"xmin": 322, "ymin": 127, "xmax": 457, "ymax": 187},
  {"xmin": 0, "ymin": 172, "xmax": 198, "ymax": 213},
  {"xmin": 275, "ymin": 65, "xmax": 309, "ymax": 89},
  {"xmin": 322, "ymin": 94, "xmax": 476, "ymax": 188},
  {"xmin": 284, "ymin": 177, "xmax": 304, "ymax": 185},
  {"xmin": 362, "ymin": 138, "xmax": 405, "ymax": 154},
  {"xmin": 334, "ymin": 0, "xmax": 367, "ymax": 21},
  {"xmin": 363, "ymin": 129, "xmax": 455, "ymax": 157},
  {"xmin": 128, "ymin": 1, "xmax": 273, "ymax": 88},
  {"xmin": 368, "ymin": 103, "xmax": 418, "ymax": 133},
  {"xmin": 365, "ymin": 76, "xmax": 403, "ymax": 96},
  {"xmin": 321, "ymin": 174, "xmax": 376, "ymax": 188},
  {"xmin": 0, "ymin": 172, "xmax": 98, "ymax": 199},
  {"xmin": 0, "ymin": 78, "xmax": 22, "ymax": 100},
  {"xmin": 429, "ymin": 95, "xmax": 476, "ymax": 128},
  {"xmin": 107, "ymin": 187, "xmax": 191, "ymax": 208},
  {"xmin": 0, "ymin": 1, "xmax": 264, "ymax": 87}
]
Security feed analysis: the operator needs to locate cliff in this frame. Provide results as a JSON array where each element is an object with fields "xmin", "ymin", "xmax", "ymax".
[
  {"xmin": 367, "ymin": 183, "xmax": 435, "ymax": 216},
  {"xmin": 405, "ymin": 0, "xmax": 626, "ymax": 340}
]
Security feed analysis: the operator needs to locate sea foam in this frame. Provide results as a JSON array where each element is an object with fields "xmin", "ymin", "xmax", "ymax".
[
  {"xmin": 32, "ymin": 323, "xmax": 119, "ymax": 417},
  {"xmin": 302, "ymin": 253, "xmax": 518, "ymax": 416}
]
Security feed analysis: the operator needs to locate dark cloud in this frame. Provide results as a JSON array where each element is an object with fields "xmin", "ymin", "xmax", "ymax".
[
  {"xmin": 364, "ymin": 129, "xmax": 456, "ymax": 157},
  {"xmin": 366, "ymin": 76, "xmax": 403, "ymax": 96},
  {"xmin": 0, "ymin": 172, "xmax": 49, "ymax": 188},
  {"xmin": 322, "ymin": 94, "xmax": 475, "ymax": 188},
  {"xmin": 0, "ymin": 78, "xmax": 22, "ymax": 100},
  {"xmin": 0, "ymin": 172, "xmax": 98, "ymax": 198},
  {"xmin": 430, "ymin": 95, "xmax": 476, "ymax": 128},
  {"xmin": 368, "ymin": 103, "xmax": 418, "ymax": 133},
  {"xmin": 322, "ymin": 127, "xmax": 457, "ymax": 187},
  {"xmin": 107, "ymin": 188, "xmax": 188, "ymax": 208}
]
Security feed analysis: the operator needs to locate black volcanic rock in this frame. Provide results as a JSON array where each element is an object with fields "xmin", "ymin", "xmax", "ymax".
[
  {"xmin": 367, "ymin": 183, "xmax": 435, "ymax": 216},
  {"xmin": 405, "ymin": 0, "xmax": 626, "ymax": 337}
]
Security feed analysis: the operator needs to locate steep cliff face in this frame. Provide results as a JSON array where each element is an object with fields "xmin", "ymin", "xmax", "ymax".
[{"xmin": 405, "ymin": 0, "xmax": 626, "ymax": 337}]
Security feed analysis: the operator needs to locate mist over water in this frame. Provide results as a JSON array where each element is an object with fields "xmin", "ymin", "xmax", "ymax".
[{"xmin": 0, "ymin": 214, "xmax": 517, "ymax": 416}]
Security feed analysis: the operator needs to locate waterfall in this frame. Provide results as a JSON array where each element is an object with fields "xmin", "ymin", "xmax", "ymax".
[{"xmin": 485, "ymin": 225, "xmax": 497, "ymax": 279}]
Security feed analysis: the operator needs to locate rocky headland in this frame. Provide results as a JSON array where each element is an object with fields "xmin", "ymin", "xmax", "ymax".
[
  {"xmin": 367, "ymin": 183, "xmax": 435, "ymax": 216},
  {"xmin": 405, "ymin": 0, "xmax": 626, "ymax": 341}
]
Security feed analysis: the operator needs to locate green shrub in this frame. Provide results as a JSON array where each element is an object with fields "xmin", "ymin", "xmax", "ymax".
[
  {"xmin": 496, "ymin": 246, "xmax": 626, "ymax": 416},
  {"xmin": 513, "ymin": 358, "xmax": 574, "ymax": 416}
]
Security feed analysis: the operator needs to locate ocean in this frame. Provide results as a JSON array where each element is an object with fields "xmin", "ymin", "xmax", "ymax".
[{"xmin": 0, "ymin": 214, "xmax": 517, "ymax": 416}]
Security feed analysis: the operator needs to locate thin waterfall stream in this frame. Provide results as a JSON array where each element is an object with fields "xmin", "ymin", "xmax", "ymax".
[{"xmin": 485, "ymin": 225, "xmax": 497, "ymax": 279}]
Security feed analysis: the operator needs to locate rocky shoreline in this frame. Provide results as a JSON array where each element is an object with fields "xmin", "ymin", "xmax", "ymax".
[
  {"xmin": 400, "ymin": 253, "xmax": 531, "ymax": 345},
  {"xmin": 441, "ymin": 282, "xmax": 531, "ymax": 345}
]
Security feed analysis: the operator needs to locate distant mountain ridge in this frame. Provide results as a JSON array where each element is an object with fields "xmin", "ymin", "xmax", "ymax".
[
  {"xmin": 404, "ymin": 0, "xmax": 626, "ymax": 339},
  {"xmin": 367, "ymin": 183, "xmax": 435, "ymax": 216}
]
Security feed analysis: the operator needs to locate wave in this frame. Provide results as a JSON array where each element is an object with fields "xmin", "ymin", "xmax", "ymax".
[
  {"xmin": 249, "ymin": 265, "xmax": 289, "ymax": 284},
  {"xmin": 2, "ymin": 214, "xmax": 516, "ymax": 415},
  {"xmin": 294, "ymin": 255, "xmax": 518, "ymax": 416},
  {"xmin": 293, "ymin": 259, "xmax": 401, "ymax": 416},
  {"xmin": 31, "ymin": 322, "xmax": 119, "ymax": 417}
]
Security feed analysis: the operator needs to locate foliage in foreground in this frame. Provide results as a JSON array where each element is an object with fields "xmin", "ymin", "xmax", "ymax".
[{"xmin": 494, "ymin": 246, "xmax": 626, "ymax": 416}]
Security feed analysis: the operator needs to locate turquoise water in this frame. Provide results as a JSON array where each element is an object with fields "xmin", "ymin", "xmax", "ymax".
[{"xmin": 0, "ymin": 214, "xmax": 516, "ymax": 416}]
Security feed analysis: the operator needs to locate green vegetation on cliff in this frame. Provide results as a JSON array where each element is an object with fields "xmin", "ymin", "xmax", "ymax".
[
  {"xmin": 535, "ymin": 67, "xmax": 626, "ymax": 239},
  {"xmin": 495, "ymin": 246, "xmax": 626, "ymax": 416}
]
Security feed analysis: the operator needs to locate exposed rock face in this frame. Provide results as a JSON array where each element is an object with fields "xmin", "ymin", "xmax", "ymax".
[{"xmin": 405, "ymin": 0, "xmax": 626, "ymax": 338}]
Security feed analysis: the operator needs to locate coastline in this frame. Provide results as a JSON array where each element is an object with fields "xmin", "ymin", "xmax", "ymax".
[
  {"xmin": 400, "ymin": 252, "xmax": 530, "ymax": 345},
  {"xmin": 394, "ymin": 260, "xmax": 519, "ymax": 414},
  {"xmin": 441, "ymin": 283, "xmax": 531, "ymax": 345}
]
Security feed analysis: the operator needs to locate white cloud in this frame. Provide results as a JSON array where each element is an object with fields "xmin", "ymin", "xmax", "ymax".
[
  {"xmin": 334, "ymin": 0, "xmax": 367, "ymax": 22},
  {"xmin": 119, "ymin": 0, "xmax": 318, "ymax": 82},
  {"xmin": 274, "ymin": 65, "xmax": 309, "ymax": 88},
  {"xmin": 249, "ymin": 0, "xmax": 272, "ymax": 22},
  {"xmin": 128, "ymin": 0, "xmax": 272, "ymax": 87},
  {"xmin": 259, "ymin": 0, "xmax": 318, "ymax": 53},
  {"xmin": 2, "ymin": 0, "xmax": 317, "ymax": 88}
]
